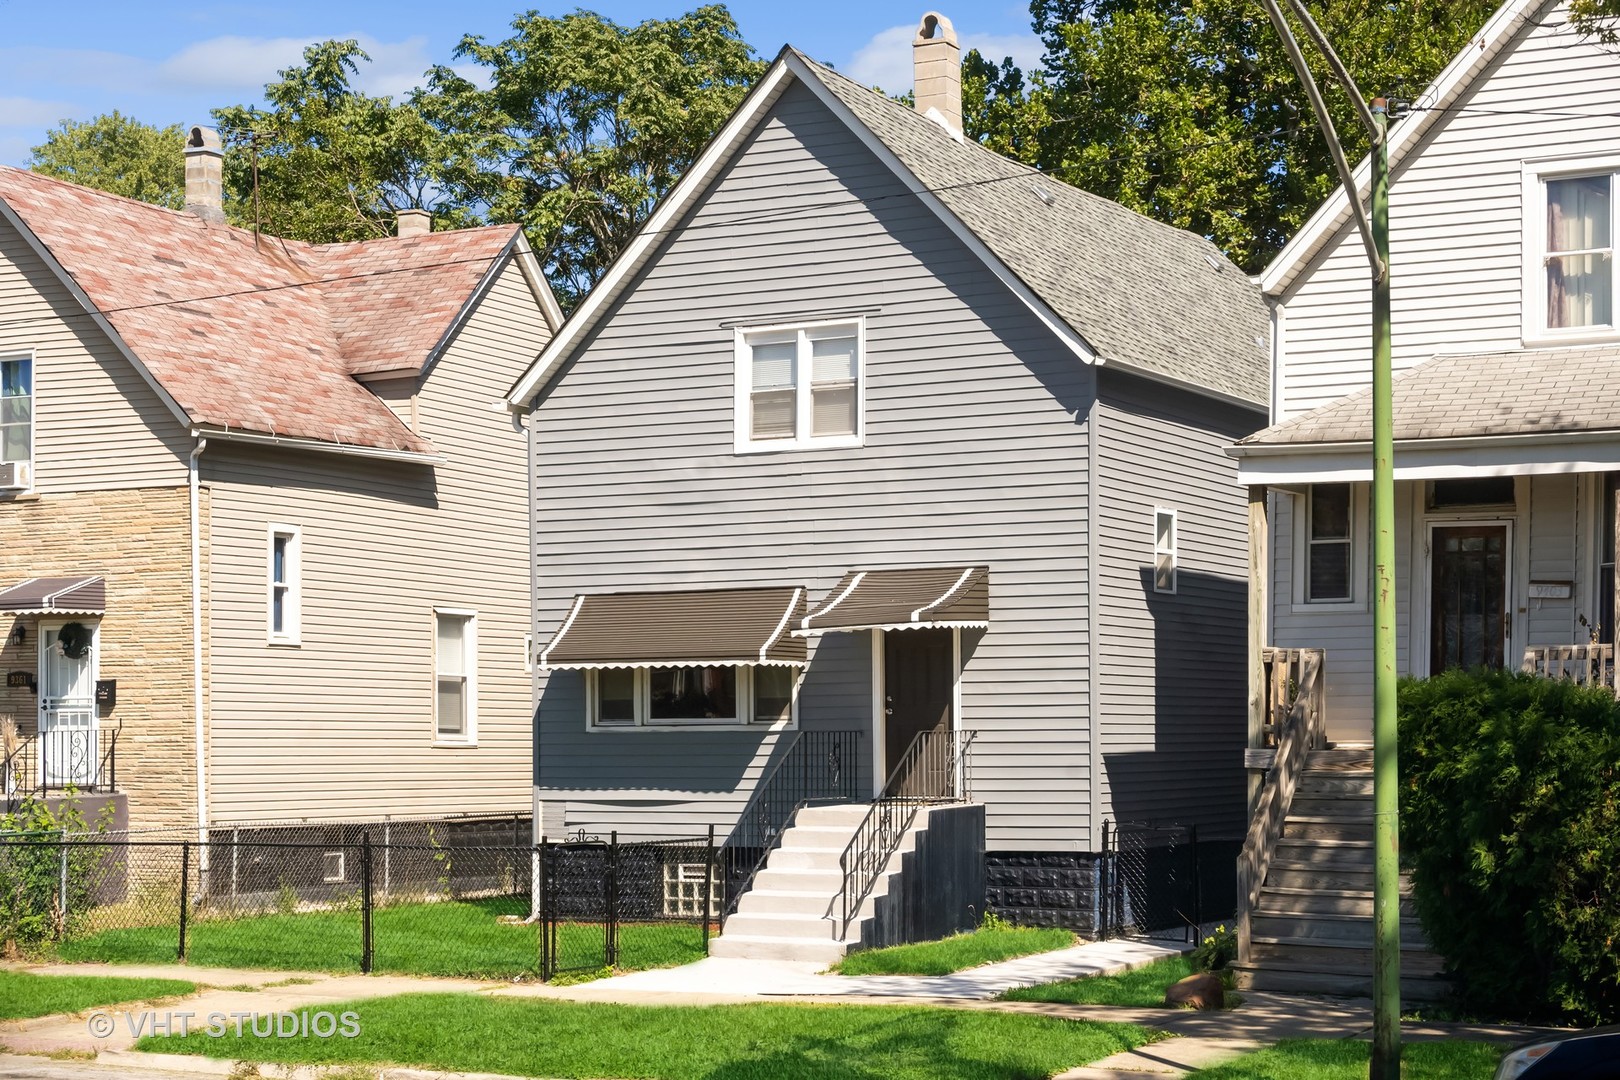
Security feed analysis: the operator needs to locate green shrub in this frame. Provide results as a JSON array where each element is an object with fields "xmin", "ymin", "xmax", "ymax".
[
  {"xmin": 1192, "ymin": 924, "xmax": 1236, "ymax": 972},
  {"xmin": 1399, "ymin": 668, "xmax": 1620, "ymax": 1023},
  {"xmin": 0, "ymin": 793, "xmax": 113, "ymax": 956}
]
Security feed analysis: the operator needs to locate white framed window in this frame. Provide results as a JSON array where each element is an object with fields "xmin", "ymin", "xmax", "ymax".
[
  {"xmin": 266, "ymin": 525, "xmax": 301, "ymax": 644},
  {"xmin": 1153, "ymin": 508, "xmax": 1177, "ymax": 594},
  {"xmin": 587, "ymin": 665, "xmax": 799, "ymax": 730},
  {"xmin": 435, "ymin": 609, "xmax": 477, "ymax": 744},
  {"xmin": 1291, "ymin": 484, "xmax": 1369, "ymax": 611},
  {"xmin": 1524, "ymin": 158, "xmax": 1620, "ymax": 343},
  {"xmin": 734, "ymin": 319, "xmax": 864, "ymax": 453},
  {"xmin": 1, "ymin": 353, "xmax": 34, "ymax": 488}
]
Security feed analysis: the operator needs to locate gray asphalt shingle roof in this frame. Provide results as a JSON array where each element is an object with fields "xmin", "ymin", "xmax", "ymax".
[
  {"xmin": 1238, "ymin": 346, "xmax": 1620, "ymax": 447},
  {"xmin": 795, "ymin": 52, "xmax": 1270, "ymax": 406}
]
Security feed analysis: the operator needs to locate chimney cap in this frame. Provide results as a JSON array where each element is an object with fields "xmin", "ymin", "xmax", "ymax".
[
  {"xmin": 915, "ymin": 11, "xmax": 957, "ymax": 45},
  {"xmin": 185, "ymin": 126, "xmax": 223, "ymax": 156}
]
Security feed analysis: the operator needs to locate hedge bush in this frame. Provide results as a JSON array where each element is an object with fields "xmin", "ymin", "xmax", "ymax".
[{"xmin": 1399, "ymin": 668, "xmax": 1620, "ymax": 1023}]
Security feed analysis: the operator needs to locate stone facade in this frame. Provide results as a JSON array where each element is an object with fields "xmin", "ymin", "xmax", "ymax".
[
  {"xmin": 984, "ymin": 850, "xmax": 1101, "ymax": 933},
  {"xmin": 0, "ymin": 486, "xmax": 207, "ymax": 835}
]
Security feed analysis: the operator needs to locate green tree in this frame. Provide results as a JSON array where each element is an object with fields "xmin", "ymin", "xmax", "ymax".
[
  {"xmin": 968, "ymin": 1, "xmax": 1499, "ymax": 273},
  {"xmin": 214, "ymin": 40, "xmax": 467, "ymax": 242},
  {"xmin": 420, "ymin": 5, "xmax": 763, "ymax": 309},
  {"xmin": 1571, "ymin": 0, "xmax": 1620, "ymax": 44},
  {"xmin": 28, "ymin": 112, "xmax": 187, "ymax": 210}
]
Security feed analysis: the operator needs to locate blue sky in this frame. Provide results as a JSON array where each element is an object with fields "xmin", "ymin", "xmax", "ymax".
[{"xmin": 0, "ymin": 1, "xmax": 1044, "ymax": 166}]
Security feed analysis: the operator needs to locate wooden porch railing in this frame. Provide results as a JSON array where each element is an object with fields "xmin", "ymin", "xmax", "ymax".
[
  {"xmin": 1237, "ymin": 647, "xmax": 1325, "ymax": 966},
  {"xmin": 1523, "ymin": 644, "xmax": 1617, "ymax": 693}
]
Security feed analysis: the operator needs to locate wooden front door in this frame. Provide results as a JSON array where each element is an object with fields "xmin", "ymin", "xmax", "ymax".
[
  {"xmin": 882, "ymin": 628, "xmax": 954, "ymax": 782},
  {"xmin": 1430, "ymin": 524, "xmax": 1509, "ymax": 673}
]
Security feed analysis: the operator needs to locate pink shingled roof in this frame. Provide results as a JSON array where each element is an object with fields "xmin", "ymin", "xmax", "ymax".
[{"xmin": 0, "ymin": 166, "xmax": 522, "ymax": 453}]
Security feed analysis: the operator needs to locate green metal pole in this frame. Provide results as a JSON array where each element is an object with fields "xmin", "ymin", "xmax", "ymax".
[{"xmin": 1369, "ymin": 97, "xmax": 1401, "ymax": 1080}]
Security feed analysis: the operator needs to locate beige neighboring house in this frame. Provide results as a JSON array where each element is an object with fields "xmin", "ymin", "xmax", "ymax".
[{"xmin": 0, "ymin": 128, "xmax": 561, "ymax": 840}]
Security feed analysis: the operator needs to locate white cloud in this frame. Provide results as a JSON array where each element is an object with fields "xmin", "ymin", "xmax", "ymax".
[
  {"xmin": 0, "ymin": 97, "xmax": 84, "ymax": 128},
  {"xmin": 845, "ymin": 24, "xmax": 1044, "ymax": 95},
  {"xmin": 157, "ymin": 33, "xmax": 436, "ymax": 98}
]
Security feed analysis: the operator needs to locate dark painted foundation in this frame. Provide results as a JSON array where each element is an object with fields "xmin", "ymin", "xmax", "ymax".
[{"xmin": 984, "ymin": 850, "xmax": 1103, "ymax": 933}]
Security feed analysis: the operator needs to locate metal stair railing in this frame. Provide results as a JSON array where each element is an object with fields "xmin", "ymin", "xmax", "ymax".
[
  {"xmin": 836, "ymin": 728, "xmax": 974, "ymax": 939},
  {"xmin": 719, "ymin": 729, "xmax": 862, "ymax": 918}
]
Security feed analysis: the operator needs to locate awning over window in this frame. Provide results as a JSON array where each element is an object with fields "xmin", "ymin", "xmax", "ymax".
[
  {"xmin": 541, "ymin": 585, "xmax": 807, "ymax": 670},
  {"xmin": 796, "ymin": 566, "xmax": 989, "ymax": 635},
  {"xmin": 0, "ymin": 576, "xmax": 105, "ymax": 616}
]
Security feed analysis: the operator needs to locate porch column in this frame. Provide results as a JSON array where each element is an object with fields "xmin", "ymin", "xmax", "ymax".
[{"xmin": 1247, "ymin": 485, "xmax": 1269, "ymax": 813}]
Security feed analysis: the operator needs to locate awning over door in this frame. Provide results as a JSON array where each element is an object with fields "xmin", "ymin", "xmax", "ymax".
[
  {"xmin": 796, "ymin": 566, "xmax": 989, "ymax": 635},
  {"xmin": 540, "ymin": 585, "xmax": 807, "ymax": 669},
  {"xmin": 0, "ymin": 576, "xmax": 105, "ymax": 616}
]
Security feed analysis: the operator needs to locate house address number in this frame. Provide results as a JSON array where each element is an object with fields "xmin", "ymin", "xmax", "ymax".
[{"xmin": 1528, "ymin": 581, "xmax": 1573, "ymax": 600}]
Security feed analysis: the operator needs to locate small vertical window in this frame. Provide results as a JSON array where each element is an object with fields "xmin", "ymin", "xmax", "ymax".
[
  {"xmin": 1153, "ymin": 509, "xmax": 1177, "ymax": 594},
  {"xmin": 1547, "ymin": 175, "xmax": 1613, "ymax": 330},
  {"xmin": 753, "ymin": 665, "xmax": 795, "ymax": 725},
  {"xmin": 1306, "ymin": 485, "xmax": 1353, "ymax": 603},
  {"xmin": 267, "ymin": 526, "xmax": 300, "ymax": 644},
  {"xmin": 1, "ymin": 356, "xmax": 33, "ymax": 478},
  {"xmin": 435, "ymin": 611, "xmax": 476, "ymax": 741}
]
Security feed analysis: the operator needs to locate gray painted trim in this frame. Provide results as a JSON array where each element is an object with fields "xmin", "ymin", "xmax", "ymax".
[
  {"xmin": 191, "ymin": 425, "xmax": 446, "ymax": 465},
  {"xmin": 1086, "ymin": 371, "xmax": 1102, "ymax": 845},
  {"xmin": 0, "ymin": 195, "xmax": 194, "ymax": 435}
]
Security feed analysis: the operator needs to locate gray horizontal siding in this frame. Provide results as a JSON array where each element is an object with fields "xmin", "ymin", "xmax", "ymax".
[
  {"xmin": 532, "ymin": 80, "xmax": 1093, "ymax": 850},
  {"xmin": 1095, "ymin": 369, "xmax": 1263, "ymax": 837}
]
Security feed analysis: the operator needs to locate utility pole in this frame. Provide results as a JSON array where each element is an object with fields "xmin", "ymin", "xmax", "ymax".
[{"xmin": 1256, "ymin": 4, "xmax": 1400, "ymax": 1077}]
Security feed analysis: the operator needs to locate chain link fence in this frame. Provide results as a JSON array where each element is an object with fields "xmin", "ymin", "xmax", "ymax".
[
  {"xmin": 1, "ymin": 825, "xmax": 715, "ymax": 982},
  {"xmin": 1098, "ymin": 821, "xmax": 1241, "ymax": 943}
]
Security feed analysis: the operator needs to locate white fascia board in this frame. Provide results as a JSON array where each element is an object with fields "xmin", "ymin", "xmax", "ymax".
[
  {"xmin": 1232, "ymin": 431, "xmax": 1620, "ymax": 484},
  {"xmin": 784, "ymin": 53, "xmax": 1097, "ymax": 366},
  {"xmin": 506, "ymin": 60, "xmax": 797, "ymax": 407},
  {"xmin": 193, "ymin": 425, "xmax": 446, "ymax": 465},
  {"xmin": 420, "ymin": 236, "xmax": 518, "ymax": 382},
  {"xmin": 0, "ymin": 196, "xmax": 194, "ymax": 433},
  {"xmin": 1258, "ymin": 0, "xmax": 1547, "ymax": 298},
  {"xmin": 512, "ymin": 231, "xmax": 566, "ymax": 332}
]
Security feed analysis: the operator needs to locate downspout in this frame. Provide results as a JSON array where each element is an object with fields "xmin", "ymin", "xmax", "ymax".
[{"xmin": 189, "ymin": 435, "xmax": 209, "ymax": 879}]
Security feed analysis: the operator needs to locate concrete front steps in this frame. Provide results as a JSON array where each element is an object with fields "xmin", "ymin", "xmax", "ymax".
[
  {"xmin": 710, "ymin": 803, "xmax": 921, "ymax": 964},
  {"xmin": 1234, "ymin": 748, "xmax": 1451, "ymax": 1003}
]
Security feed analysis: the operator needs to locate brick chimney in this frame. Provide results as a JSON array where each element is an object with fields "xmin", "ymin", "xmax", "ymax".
[
  {"xmin": 913, "ymin": 12, "xmax": 961, "ymax": 137},
  {"xmin": 183, "ymin": 126, "xmax": 225, "ymax": 224},
  {"xmin": 396, "ymin": 208, "xmax": 432, "ymax": 238}
]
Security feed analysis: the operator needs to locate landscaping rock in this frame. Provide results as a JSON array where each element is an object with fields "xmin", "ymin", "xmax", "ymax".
[{"xmin": 1164, "ymin": 971, "xmax": 1225, "ymax": 1010}]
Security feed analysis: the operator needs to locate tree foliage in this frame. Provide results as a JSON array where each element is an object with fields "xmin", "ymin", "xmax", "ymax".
[
  {"xmin": 214, "ymin": 40, "xmax": 468, "ymax": 243},
  {"xmin": 420, "ymin": 5, "xmax": 764, "ymax": 309},
  {"xmin": 1571, "ymin": 0, "xmax": 1620, "ymax": 44},
  {"xmin": 965, "ymin": 1, "xmax": 1499, "ymax": 273},
  {"xmin": 28, "ymin": 112, "xmax": 187, "ymax": 211}
]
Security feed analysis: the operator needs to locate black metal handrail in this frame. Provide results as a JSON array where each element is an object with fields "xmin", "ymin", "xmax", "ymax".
[
  {"xmin": 836, "ymin": 728, "xmax": 973, "ymax": 938},
  {"xmin": 720, "ymin": 729, "xmax": 861, "ymax": 917},
  {"xmin": 2, "ymin": 728, "xmax": 119, "ymax": 811}
]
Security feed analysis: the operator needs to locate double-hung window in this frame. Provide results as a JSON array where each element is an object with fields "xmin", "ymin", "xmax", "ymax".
[
  {"xmin": 736, "ymin": 321, "xmax": 863, "ymax": 451},
  {"xmin": 435, "ymin": 610, "xmax": 477, "ymax": 743},
  {"xmin": 1546, "ymin": 173, "xmax": 1612, "ymax": 331},
  {"xmin": 588, "ymin": 665, "xmax": 798, "ymax": 729},
  {"xmin": 1305, "ymin": 484, "xmax": 1353, "ymax": 604},
  {"xmin": 1, "ymin": 355, "xmax": 33, "ymax": 481},
  {"xmin": 266, "ymin": 525, "xmax": 301, "ymax": 644}
]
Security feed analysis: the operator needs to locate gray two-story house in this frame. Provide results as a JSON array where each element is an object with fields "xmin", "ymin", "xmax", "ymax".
[{"xmin": 508, "ymin": 14, "xmax": 1269, "ymax": 957}]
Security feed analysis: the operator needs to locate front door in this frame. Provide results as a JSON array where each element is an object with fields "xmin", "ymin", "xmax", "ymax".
[
  {"xmin": 882, "ymin": 628, "xmax": 954, "ymax": 787},
  {"xmin": 1430, "ymin": 525, "xmax": 1509, "ymax": 674},
  {"xmin": 39, "ymin": 621, "xmax": 98, "ymax": 787}
]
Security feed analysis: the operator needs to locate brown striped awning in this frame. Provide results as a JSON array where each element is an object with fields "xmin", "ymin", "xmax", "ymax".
[
  {"xmin": 796, "ymin": 566, "xmax": 989, "ymax": 635},
  {"xmin": 0, "ymin": 576, "xmax": 105, "ymax": 615},
  {"xmin": 540, "ymin": 585, "xmax": 807, "ymax": 669}
]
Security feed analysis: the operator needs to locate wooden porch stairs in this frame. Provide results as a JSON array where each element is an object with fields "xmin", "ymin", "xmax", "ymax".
[{"xmin": 1233, "ymin": 747, "xmax": 1448, "ymax": 1001}]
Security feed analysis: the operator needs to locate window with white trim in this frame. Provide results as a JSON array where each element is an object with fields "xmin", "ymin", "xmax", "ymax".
[
  {"xmin": 1, "ymin": 355, "xmax": 33, "ymax": 478},
  {"xmin": 267, "ymin": 526, "xmax": 301, "ymax": 644},
  {"xmin": 435, "ymin": 611, "xmax": 477, "ymax": 742},
  {"xmin": 1153, "ymin": 508, "xmax": 1177, "ymax": 594},
  {"xmin": 1305, "ymin": 484, "xmax": 1353, "ymax": 603},
  {"xmin": 588, "ymin": 665, "xmax": 798, "ymax": 728},
  {"xmin": 1545, "ymin": 173, "xmax": 1612, "ymax": 331},
  {"xmin": 736, "ymin": 321, "xmax": 862, "ymax": 452}
]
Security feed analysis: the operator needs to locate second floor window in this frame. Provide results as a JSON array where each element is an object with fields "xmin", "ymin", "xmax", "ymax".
[
  {"xmin": 1, "ymin": 356, "xmax": 32, "ymax": 469},
  {"xmin": 1546, "ymin": 173, "xmax": 1612, "ymax": 331},
  {"xmin": 737, "ymin": 321, "xmax": 863, "ymax": 451}
]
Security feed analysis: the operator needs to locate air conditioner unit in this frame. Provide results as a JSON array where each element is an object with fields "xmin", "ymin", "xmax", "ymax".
[{"xmin": 0, "ymin": 462, "xmax": 32, "ymax": 491}]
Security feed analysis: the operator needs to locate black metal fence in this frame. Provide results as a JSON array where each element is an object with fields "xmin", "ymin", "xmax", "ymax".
[
  {"xmin": 1098, "ymin": 820, "xmax": 1240, "ymax": 943},
  {"xmin": 3, "ymin": 728, "xmax": 118, "ymax": 811},
  {"xmin": 0, "ymin": 829, "xmax": 715, "ymax": 982}
]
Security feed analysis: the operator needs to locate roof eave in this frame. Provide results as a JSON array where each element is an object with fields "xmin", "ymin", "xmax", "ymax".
[{"xmin": 193, "ymin": 425, "xmax": 445, "ymax": 465}]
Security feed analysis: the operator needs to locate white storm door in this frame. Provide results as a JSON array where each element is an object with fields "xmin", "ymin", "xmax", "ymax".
[{"xmin": 39, "ymin": 622, "xmax": 98, "ymax": 787}]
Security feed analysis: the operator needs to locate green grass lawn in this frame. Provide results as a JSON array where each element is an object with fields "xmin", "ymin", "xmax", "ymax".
[
  {"xmin": 998, "ymin": 954, "xmax": 1198, "ymax": 1007},
  {"xmin": 0, "ymin": 970, "xmax": 196, "ymax": 1020},
  {"xmin": 1187, "ymin": 1039, "xmax": 1504, "ymax": 1079},
  {"xmin": 59, "ymin": 899, "xmax": 703, "ymax": 979},
  {"xmin": 141, "ymin": 992, "xmax": 1159, "ymax": 1080},
  {"xmin": 831, "ymin": 927, "xmax": 1077, "ymax": 976}
]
